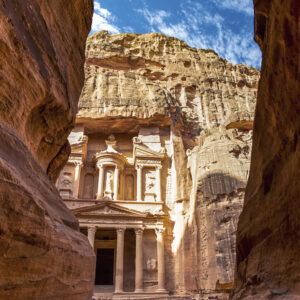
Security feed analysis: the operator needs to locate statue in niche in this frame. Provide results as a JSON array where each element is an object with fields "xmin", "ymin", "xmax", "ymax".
[
  {"xmin": 146, "ymin": 258, "xmax": 157, "ymax": 271},
  {"xmin": 144, "ymin": 169, "xmax": 156, "ymax": 201},
  {"xmin": 125, "ymin": 175, "xmax": 134, "ymax": 200},
  {"xmin": 104, "ymin": 170, "xmax": 114, "ymax": 198},
  {"xmin": 60, "ymin": 172, "xmax": 73, "ymax": 189},
  {"xmin": 59, "ymin": 172, "xmax": 73, "ymax": 198},
  {"xmin": 145, "ymin": 172, "xmax": 156, "ymax": 193},
  {"xmin": 83, "ymin": 174, "xmax": 94, "ymax": 199}
]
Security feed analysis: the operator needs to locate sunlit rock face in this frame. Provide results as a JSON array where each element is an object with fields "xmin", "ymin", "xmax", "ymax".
[
  {"xmin": 0, "ymin": 1, "xmax": 95, "ymax": 299},
  {"xmin": 232, "ymin": 1, "xmax": 300, "ymax": 299},
  {"xmin": 58, "ymin": 31, "xmax": 259, "ymax": 298}
]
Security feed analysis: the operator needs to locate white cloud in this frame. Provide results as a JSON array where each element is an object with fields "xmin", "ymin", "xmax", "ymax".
[
  {"xmin": 136, "ymin": 8, "xmax": 170, "ymax": 28},
  {"xmin": 136, "ymin": 8, "xmax": 190, "ymax": 42},
  {"xmin": 123, "ymin": 26, "xmax": 135, "ymax": 33},
  {"xmin": 136, "ymin": 2, "xmax": 261, "ymax": 68},
  {"xmin": 92, "ymin": 1, "xmax": 120, "ymax": 34},
  {"xmin": 212, "ymin": 0, "xmax": 254, "ymax": 16}
]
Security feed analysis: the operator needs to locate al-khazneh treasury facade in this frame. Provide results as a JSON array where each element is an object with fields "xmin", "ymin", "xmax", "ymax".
[
  {"xmin": 57, "ymin": 126, "xmax": 173, "ymax": 298},
  {"xmin": 56, "ymin": 31, "xmax": 260, "ymax": 299}
]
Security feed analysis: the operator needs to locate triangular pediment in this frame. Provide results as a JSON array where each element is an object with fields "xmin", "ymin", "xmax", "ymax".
[
  {"xmin": 134, "ymin": 144, "xmax": 165, "ymax": 159},
  {"xmin": 72, "ymin": 201, "xmax": 147, "ymax": 217}
]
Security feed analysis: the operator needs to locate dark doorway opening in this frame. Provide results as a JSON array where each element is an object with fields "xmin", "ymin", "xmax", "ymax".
[{"xmin": 95, "ymin": 248, "xmax": 114, "ymax": 285}]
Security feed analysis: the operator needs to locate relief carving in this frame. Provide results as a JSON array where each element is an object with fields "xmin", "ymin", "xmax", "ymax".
[
  {"xmin": 146, "ymin": 258, "xmax": 157, "ymax": 271},
  {"xmin": 83, "ymin": 173, "xmax": 94, "ymax": 199},
  {"xmin": 144, "ymin": 168, "xmax": 156, "ymax": 202},
  {"xmin": 59, "ymin": 172, "xmax": 73, "ymax": 198},
  {"xmin": 125, "ymin": 174, "xmax": 134, "ymax": 200},
  {"xmin": 104, "ymin": 169, "xmax": 114, "ymax": 198}
]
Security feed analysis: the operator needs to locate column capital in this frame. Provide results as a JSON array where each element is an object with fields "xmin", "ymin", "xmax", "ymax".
[
  {"xmin": 69, "ymin": 158, "xmax": 82, "ymax": 166},
  {"xmin": 155, "ymin": 227, "xmax": 165, "ymax": 235},
  {"xmin": 136, "ymin": 164, "xmax": 143, "ymax": 170},
  {"xmin": 116, "ymin": 227, "xmax": 126, "ymax": 234},
  {"xmin": 96, "ymin": 162, "xmax": 104, "ymax": 169},
  {"xmin": 155, "ymin": 165, "xmax": 162, "ymax": 170},
  {"xmin": 88, "ymin": 226, "xmax": 97, "ymax": 233},
  {"xmin": 134, "ymin": 228, "xmax": 144, "ymax": 235}
]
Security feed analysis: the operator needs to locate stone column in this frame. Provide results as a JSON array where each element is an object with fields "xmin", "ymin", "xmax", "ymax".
[
  {"xmin": 155, "ymin": 165, "xmax": 162, "ymax": 202},
  {"xmin": 136, "ymin": 165, "xmax": 142, "ymax": 201},
  {"xmin": 135, "ymin": 228, "xmax": 144, "ymax": 292},
  {"xmin": 73, "ymin": 162, "xmax": 82, "ymax": 198},
  {"xmin": 115, "ymin": 227, "xmax": 125, "ymax": 293},
  {"xmin": 96, "ymin": 163, "xmax": 104, "ymax": 199},
  {"xmin": 156, "ymin": 228, "xmax": 166, "ymax": 292},
  {"xmin": 87, "ymin": 226, "xmax": 96, "ymax": 249},
  {"xmin": 113, "ymin": 166, "xmax": 119, "ymax": 200}
]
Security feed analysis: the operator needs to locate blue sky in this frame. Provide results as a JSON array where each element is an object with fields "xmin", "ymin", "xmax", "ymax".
[{"xmin": 91, "ymin": 0, "xmax": 261, "ymax": 69}]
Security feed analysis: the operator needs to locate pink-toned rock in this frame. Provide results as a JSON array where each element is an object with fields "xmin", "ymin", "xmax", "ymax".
[
  {"xmin": 0, "ymin": 0, "xmax": 95, "ymax": 299},
  {"xmin": 232, "ymin": 0, "xmax": 300, "ymax": 299}
]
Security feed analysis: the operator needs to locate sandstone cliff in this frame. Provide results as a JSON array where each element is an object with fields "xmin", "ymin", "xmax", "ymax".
[
  {"xmin": 77, "ymin": 31, "xmax": 260, "ymax": 297},
  {"xmin": 0, "ymin": 1, "xmax": 95, "ymax": 299},
  {"xmin": 232, "ymin": 0, "xmax": 300, "ymax": 299}
]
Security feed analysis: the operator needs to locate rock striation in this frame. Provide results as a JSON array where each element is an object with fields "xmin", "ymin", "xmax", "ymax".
[
  {"xmin": 73, "ymin": 31, "xmax": 260, "ymax": 298},
  {"xmin": 232, "ymin": 0, "xmax": 300, "ymax": 299},
  {"xmin": 0, "ymin": 1, "xmax": 95, "ymax": 299}
]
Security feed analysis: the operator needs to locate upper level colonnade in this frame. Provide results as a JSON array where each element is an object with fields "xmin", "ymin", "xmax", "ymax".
[{"xmin": 56, "ymin": 127, "xmax": 168, "ymax": 205}]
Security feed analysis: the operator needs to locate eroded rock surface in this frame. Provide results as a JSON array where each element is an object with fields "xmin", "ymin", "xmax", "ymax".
[
  {"xmin": 232, "ymin": 1, "xmax": 300, "ymax": 299},
  {"xmin": 69, "ymin": 31, "xmax": 260, "ymax": 298},
  {"xmin": 0, "ymin": 1, "xmax": 95, "ymax": 299}
]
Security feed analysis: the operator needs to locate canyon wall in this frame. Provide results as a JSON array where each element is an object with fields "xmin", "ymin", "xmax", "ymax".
[
  {"xmin": 232, "ymin": 0, "xmax": 300, "ymax": 299},
  {"xmin": 0, "ymin": 1, "xmax": 95, "ymax": 299},
  {"xmin": 77, "ymin": 31, "xmax": 260, "ymax": 298}
]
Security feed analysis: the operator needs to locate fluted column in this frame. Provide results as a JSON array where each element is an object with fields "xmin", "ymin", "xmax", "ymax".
[
  {"xmin": 73, "ymin": 162, "xmax": 82, "ymax": 198},
  {"xmin": 87, "ymin": 226, "xmax": 96, "ymax": 249},
  {"xmin": 113, "ymin": 166, "xmax": 119, "ymax": 200},
  {"xmin": 115, "ymin": 227, "xmax": 125, "ymax": 293},
  {"xmin": 155, "ymin": 165, "xmax": 162, "ymax": 202},
  {"xmin": 135, "ymin": 228, "xmax": 144, "ymax": 292},
  {"xmin": 136, "ymin": 165, "xmax": 142, "ymax": 201},
  {"xmin": 96, "ymin": 163, "xmax": 104, "ymax": 199},
  {"xmin": 156, "ymin": 228, "xmax": 166, "ymax": 292}
]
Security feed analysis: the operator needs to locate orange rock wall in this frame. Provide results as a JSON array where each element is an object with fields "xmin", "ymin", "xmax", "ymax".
[
  {"xmin": 0, "ymin": 1, "xmax": 95, "ymax": 299},
  {"xmin": 232, "ymin": 0, "xmax": 300, "ymax": 298}
]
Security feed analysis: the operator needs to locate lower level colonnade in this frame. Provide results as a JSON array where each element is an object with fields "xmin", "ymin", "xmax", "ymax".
[{"xmin": 87, "ymin": 226, "xmax": 166, "ymax": 294}]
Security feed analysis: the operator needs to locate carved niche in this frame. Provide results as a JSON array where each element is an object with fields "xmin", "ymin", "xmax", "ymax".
[
  {"xmin": 59, "ymin": 171, "xmax": 73, "ymax": 198},
  {"xmin": 143, "ymin": 167, "xmax": 156, "ymax": 202},
  {"xmin": 104, "ymin": 167, "xmax": 114, "ymax": 199},
  {"xmin": 83, "ymin": 173, "xmax": 94, "ymax": 199},
  {"xmin": 125, "ymin": 174, "xmax": 134, "ymax": 200}
]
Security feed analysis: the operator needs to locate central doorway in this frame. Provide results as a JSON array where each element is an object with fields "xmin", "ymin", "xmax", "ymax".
[{"xmin": 95, "ymin": 248, "xmax": 114, "ymax": 285}]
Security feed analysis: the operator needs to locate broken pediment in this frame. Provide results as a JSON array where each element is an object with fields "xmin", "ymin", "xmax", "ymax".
[{"xmin": 133, "ymin": 143, "xmax": 165, "ymax": 161}]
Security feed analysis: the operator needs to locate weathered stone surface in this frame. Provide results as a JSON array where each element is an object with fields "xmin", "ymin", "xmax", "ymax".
[
  {"xmin": 0, "ymin": 0, "xmax": 95, "ymax": 299},
  {"xmin": 69, "ymin": 31, "xmax": 260, "ymax": 298},
  {"xmin": 232, "ymin": 1, "xmax": 300, "ymax": 299}
]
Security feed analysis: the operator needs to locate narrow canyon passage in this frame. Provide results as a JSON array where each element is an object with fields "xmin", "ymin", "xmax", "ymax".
[{"xmin": 1, "ymin": 1, "xmax": 299, "ymax": 299}]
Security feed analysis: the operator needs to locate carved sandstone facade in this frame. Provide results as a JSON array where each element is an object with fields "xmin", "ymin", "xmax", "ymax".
[{"xmin": 57, "ymin": 31, "xmax": 260, "ymax": 299}]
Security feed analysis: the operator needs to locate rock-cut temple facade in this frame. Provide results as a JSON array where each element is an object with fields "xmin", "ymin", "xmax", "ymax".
[
  {"xmin": 57, "ymin": 126, "xmax": 174, "ymax": 298},
  {"xmin": 56, "ymin": 31, "xmax": 260, "ymax": 299}
]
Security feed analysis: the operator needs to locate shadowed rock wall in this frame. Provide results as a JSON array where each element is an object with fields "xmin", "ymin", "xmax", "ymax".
[
  {"xmin": 0, "ymin": 1, "xmax": 95, "ymax": 299},
  {"xmin": 232, "ymin": 0, "xmax": 300, "ymax": 299}
]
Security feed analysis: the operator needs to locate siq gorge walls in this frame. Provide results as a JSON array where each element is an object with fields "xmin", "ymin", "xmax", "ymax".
[
  {"xmin": 78, "ymin": 31, "xmax": 260, "ymax": 298},
  {"xmin": 0, "ymin": 1, "xmax": 95, "ymax": 299},
  {"xmin": 232, "ymin": 0, "xmax": 300, "ymax": 299}
]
